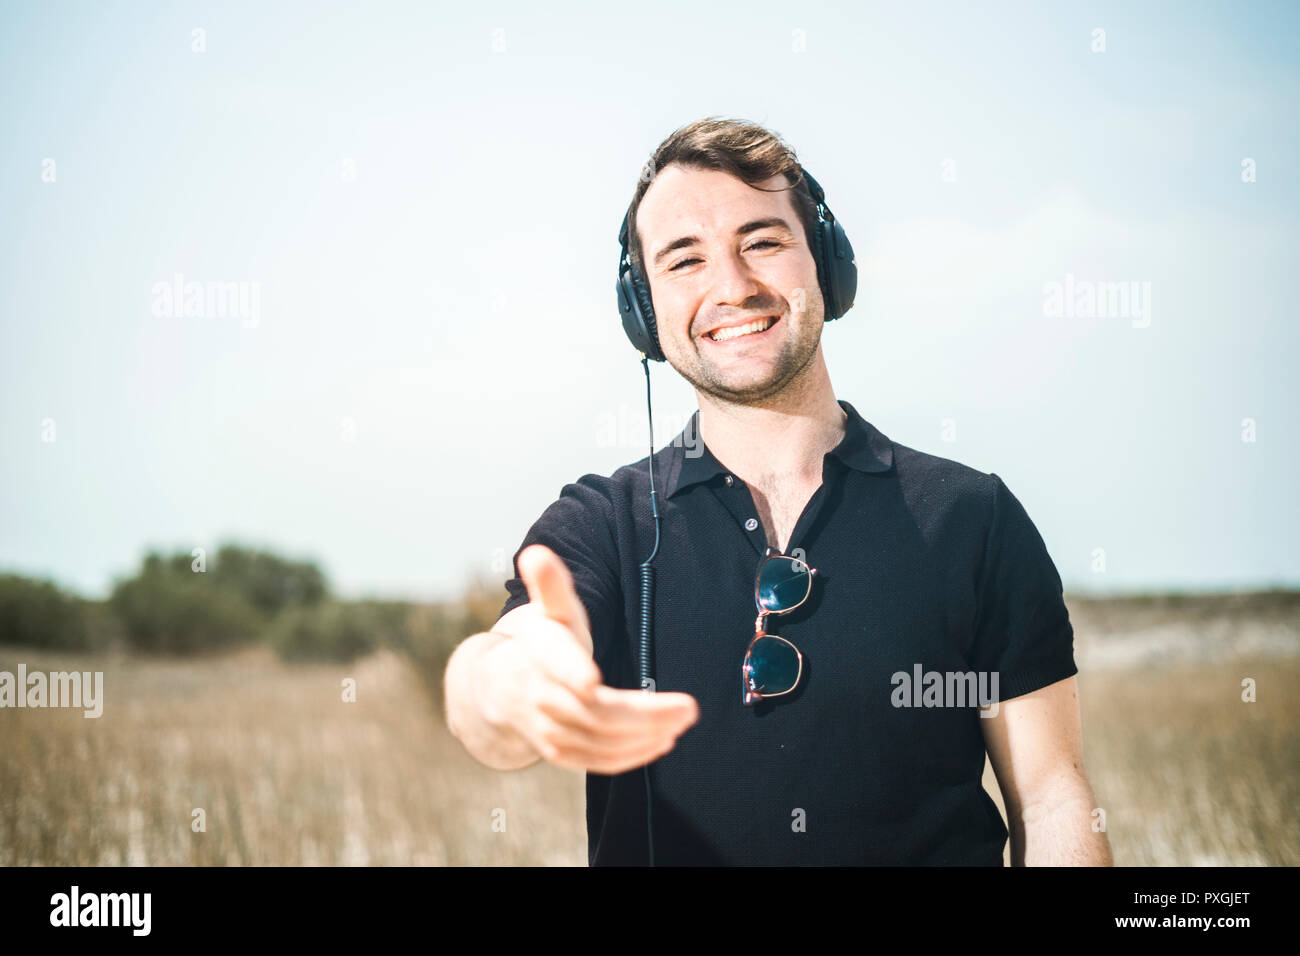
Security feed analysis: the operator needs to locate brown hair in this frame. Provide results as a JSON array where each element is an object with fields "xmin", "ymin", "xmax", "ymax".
[{"xmin": 624, "ymin": 117, "xmax": 821, "ymax": 283}]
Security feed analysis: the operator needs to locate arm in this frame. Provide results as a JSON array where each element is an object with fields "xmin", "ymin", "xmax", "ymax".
[{"xmin": 980, "ymin": 675, "xmax": 1113, "ymax": 866}]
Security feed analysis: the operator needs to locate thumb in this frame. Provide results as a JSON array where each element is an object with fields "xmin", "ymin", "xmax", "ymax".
[{"xmin": 518, "ymin": 544, "xmax": 591, "ymax": 640}]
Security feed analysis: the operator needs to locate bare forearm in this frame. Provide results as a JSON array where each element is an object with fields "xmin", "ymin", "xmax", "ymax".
[
  {"xmin": 443, "ymin": 630, "xmax": 540, "ymax": 771},
  {"xmin": 1010, "ymin": 778, "xmax": 1114, "ymax": 866}
]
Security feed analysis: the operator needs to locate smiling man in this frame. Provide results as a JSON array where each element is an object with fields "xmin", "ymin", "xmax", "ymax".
[{"xmin": 444, "ymin": 116, "xmax": 1112, "ymax": 866}]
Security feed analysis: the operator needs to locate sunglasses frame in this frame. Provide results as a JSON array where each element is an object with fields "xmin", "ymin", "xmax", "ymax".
[{"xmin": 743, "ymin": 547, "xmax": 818, "ymax": 706}]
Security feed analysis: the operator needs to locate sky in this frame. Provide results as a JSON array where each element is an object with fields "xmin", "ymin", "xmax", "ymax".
[{"xmin": 1, "ymin": 0, "xmax": 1297, "ymax": 601}]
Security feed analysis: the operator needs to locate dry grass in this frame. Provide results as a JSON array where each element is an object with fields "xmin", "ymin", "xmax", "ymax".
[
  {"xmin": 980, "ymin": 655, "xmax": 1299, "ymax": 866},
  {"xmin": 0, "ymin": 644, "xmax": 585, "ymax": 866},
  {"xmin": 2, "ymin": 591, "xmax": 1297, "ymax": 866}
]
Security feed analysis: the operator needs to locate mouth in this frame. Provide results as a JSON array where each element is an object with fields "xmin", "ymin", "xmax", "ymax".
[{"xmin": 701, "ymin": 314, "xmax": 781, "ymax": 346}]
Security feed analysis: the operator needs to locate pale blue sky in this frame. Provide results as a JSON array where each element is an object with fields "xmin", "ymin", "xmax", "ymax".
[{"xmin": 2, "ymin": 0, "xmax": 1297, "ymax": 601}]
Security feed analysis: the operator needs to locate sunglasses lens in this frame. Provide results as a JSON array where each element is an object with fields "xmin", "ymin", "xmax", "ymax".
[
  {"xmin": 757, "ymin": 556, "xmax": 812, "ymax": 612},
  {"xmin": 748, "ymin": 636, "xmax": 801, "ymax": 695}
]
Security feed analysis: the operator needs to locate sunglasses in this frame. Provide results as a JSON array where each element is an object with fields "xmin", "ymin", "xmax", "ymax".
[{"xmin": 742, "ymin": 547, "xmax": 818, "ymax": 706}]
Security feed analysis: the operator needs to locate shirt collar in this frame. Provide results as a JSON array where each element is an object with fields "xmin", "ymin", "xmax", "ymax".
[{"xmin": 664, "ymin": 399, "xmax": 894, "ymax": 499}]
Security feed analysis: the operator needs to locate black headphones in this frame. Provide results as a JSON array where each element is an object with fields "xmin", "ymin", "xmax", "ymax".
[{"xmin": 616, "ymin": 166, "xmax": 857, "ymax": 362}]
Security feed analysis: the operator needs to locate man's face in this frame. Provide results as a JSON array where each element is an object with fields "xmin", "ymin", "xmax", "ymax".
[{"xmin": 636, "ymin": 164, "xmax": 825, "ymax": 403}]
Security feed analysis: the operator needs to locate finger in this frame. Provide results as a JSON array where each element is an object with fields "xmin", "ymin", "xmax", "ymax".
[
  {"xmin": 589, "ymin": 686, "xmax": 700, "ymax": 729},
  {"xmin": 542, "ymin": 734, "xmax": 681, "ymax": 776},
  {"xmin": 532, "ymin": 712, "xmax": 672, "ymax": 761},
  {"xmin": 529, "ymin": 714, "xmax": 688, "ymax": 775},
  {"xmin": 517, "ymin": 544, "xmax": 591, "ymax": 639},
  {"xmin": 536, "ymin": 683, "xmax": 696, "ymax": 743}
]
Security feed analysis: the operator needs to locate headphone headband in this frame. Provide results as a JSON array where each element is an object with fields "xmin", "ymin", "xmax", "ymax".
[{"xmin": 616, "ymin": 164, "xmax": 856, "ymax": 362}]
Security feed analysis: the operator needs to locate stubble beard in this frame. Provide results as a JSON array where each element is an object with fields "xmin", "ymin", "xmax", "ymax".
[{"xmin": 671, "ymin": 311, "xmax": 824, "ymax": 406}]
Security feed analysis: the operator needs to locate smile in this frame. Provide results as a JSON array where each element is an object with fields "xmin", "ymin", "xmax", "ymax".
[{"xmin": 704, "ymin": 315, "xmax": 779, "ymax": 344}]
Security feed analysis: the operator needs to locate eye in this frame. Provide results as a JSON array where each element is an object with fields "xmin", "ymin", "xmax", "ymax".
[{"xmin": 668, "ymin": 240, "xmax": 783, "ymax": 272}]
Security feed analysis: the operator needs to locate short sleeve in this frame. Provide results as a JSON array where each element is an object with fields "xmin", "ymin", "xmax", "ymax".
[
  {"xmin": 495, "ymin": 475, "xmax": 624, "ymax": 670},
  {"xmin": 969, "ymin": 473, "xmax": 1078, "ymax": 701}
]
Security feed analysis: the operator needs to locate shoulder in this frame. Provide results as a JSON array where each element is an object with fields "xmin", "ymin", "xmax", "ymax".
[
  {"xmin": 887, "ymin": 438, "xmax": 1002, "ymax": 515},
  {"xmin": 539, "ymin": 446, "xmax": 672, "ymax": 525},
  {"xmin": 537, "ymin": 471, "xmax": 621, "ymax": 529},
  {"xmin": 885, "ymin": 439, "xmax": 1053, "ymax": 565},
  {"xmin": 877, "ymin": 437, "xmax": 1038, "ymax": 559},
  {"xmin": 605, "ymin": 444, "xmax": 681, "ymax": 503}
]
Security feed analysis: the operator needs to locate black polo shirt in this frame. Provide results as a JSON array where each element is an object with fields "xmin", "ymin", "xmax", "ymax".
[{"xmin": 496, "ymin": 398, "xmax": 1077, "ymax": 865}]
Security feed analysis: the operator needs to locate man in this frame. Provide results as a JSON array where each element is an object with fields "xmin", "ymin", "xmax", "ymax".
[{"xmin": 444, "ymin": 117, "xmax": 1112, "ymax": 866}]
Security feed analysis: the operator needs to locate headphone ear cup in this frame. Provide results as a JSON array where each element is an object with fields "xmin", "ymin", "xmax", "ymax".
[
  {"xmin": 821, "ymin": 219, "xmax": 857, "ymax": 320},
  {"xmin": 617, "ymin": 270, "xmax": 665, "ymax": 362},
  {"xmin": 800, "ymin": 167, "xmax": 857, "ymax": 322},
  {"xmin": 808, "ymin": 213, "xmax": 832, "ymax": 319},
  {"xmin": 632, "ymin": 274, "xmax": 664, "ymax": 361}
]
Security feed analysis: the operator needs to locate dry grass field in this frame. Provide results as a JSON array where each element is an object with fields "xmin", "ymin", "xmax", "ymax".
[{"xmin": 2, "ymin": 590, "xmax": 1297, "ymax": 866}]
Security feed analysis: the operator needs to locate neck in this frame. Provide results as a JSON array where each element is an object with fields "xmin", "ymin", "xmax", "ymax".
[{"xmin": 694, "ymin": 348, "xmax": 846, "ymax": 490}]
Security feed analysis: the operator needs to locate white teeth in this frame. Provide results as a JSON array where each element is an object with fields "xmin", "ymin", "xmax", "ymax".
[{"xmin": 709, "ymin": 316, "xmax": 775, "ymax": 342}]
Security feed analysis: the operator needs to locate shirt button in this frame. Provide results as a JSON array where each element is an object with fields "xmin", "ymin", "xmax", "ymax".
[
  {"xmin": 724, "ymin": 474, "xmax": 734, "ymax": 486},
  {"xmin": 744, "ymin": 518, "xmax": 758, "ymax": 531}
]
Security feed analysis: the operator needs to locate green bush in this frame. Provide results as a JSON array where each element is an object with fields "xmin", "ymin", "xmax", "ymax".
[
  {"xmin": 103, "ymin": 544, "xmax": 331, "ymax": 655},
  {"xmin": 1, "ymin": 546, "xmax": 509, "ymax": 674},
  {"xmin": 0, "ymin": 574, "xmax": 94, "ymax": 650},
  {"xmin": 269, "ymin": 600, "xmax": 406, "ymax": 663},
  {"xmin": 208, "ymin": 545, "xmax": 327, "ymax": 616},
  {"xmin": 108, "ymin": 561, "xmax": 262, "ymax": 654}
]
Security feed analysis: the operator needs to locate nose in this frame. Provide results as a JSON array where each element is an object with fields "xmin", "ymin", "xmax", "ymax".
[{"xmin": 708, "ymin": 245, "xmax": 762, "ymax": 312}]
